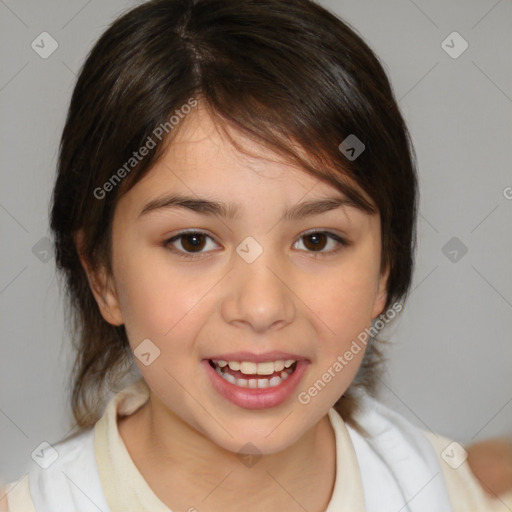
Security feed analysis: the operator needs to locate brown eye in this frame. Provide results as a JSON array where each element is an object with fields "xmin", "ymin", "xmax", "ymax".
[
  {"xmin": 165, "ymin": 231, "xmax": 219, "ymax": 258},
  {"xmin": 303, "ymin": 232, "xmax": 328, "ymax": 251},
  {"xmin": 294, "ymin": 231, "xmax": 347, "ymax": 255},
  {"xmin": 180, "ymin": 233, "xmax": 207, "ymax": 252}
]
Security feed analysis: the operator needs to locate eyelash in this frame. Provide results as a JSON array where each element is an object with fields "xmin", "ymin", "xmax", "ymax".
[{"xmin": 163, "ymin": 229, "xmax": 348, "ymax": 260}]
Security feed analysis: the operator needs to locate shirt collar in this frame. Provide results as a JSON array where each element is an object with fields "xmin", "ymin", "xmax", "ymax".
[{"xmin": 94, "ymin": 377, "xmax": 364, "ymax": 511}]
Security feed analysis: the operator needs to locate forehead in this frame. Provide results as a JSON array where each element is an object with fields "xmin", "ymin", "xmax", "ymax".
[
  {"xmin": 116, "ymin": 103, "xmax": 375, "ymax": 221},
  {"xmin": 155, "ymin": 104, "xmax": 322, "ymax": 189}
]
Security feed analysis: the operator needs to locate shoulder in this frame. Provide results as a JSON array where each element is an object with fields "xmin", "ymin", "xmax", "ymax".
[
  {"xmin": 2, "ymin": 427, "xmax": 110, "ymax": 512},
  {"xmin": 335, "ymin": 394, "xmax": 453, "ymax": 510},
  {"xmin": 345, "ymin": 393, "xmax": 512, "ymax": 511},
  {"xmin": 1, "ymin": 474, "xmax": 35, "ymax": 512},
  {"xmin": 424, "ymin": 430, "xmax": 512, "ymax": 512}
]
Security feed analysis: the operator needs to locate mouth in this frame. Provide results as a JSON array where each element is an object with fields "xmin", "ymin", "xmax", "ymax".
[
  {"xmin": 208, "ymin": 359, "xmax": 298, "ymax": 388},
  {"xmin": 203, "ymin": 356, "xmax": 308, "ymax": 410}
]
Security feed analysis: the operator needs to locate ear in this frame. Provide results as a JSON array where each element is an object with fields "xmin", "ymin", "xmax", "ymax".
[
  {"xmin": 73, "ymin": 230, "xmax": 124, "ymax": 326},
  {"xmin": 371, "ymin": 264, "xmax": 390, "ymax": 319}
]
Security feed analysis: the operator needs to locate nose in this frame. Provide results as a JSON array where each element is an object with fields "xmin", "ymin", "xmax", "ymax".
[{"xmin": 220, "ymin": 248, "xmax": 296, "ymax": 333}]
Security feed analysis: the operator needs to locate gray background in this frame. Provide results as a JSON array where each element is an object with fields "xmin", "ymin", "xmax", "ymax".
[{"xmin": 1, "ymin": 0, "xmax": 511, "ymax": 484}]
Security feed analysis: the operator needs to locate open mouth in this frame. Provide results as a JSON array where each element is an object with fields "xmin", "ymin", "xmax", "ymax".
[{"xmin": 208, "ymin": 359, "xmax": 298, "ymax": 389}]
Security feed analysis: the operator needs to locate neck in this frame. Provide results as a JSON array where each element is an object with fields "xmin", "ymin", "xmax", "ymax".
[{"xmin": 123, "ymin": 391, "xmax": 337, "ymax": 512}]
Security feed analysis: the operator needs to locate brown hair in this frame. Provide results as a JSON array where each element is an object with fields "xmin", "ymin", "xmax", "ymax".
[{"xmin": 50, "ymin": 0, "xmax": 417, "ymax": 437}]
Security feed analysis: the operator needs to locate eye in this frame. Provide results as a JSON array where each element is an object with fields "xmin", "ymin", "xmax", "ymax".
[
  {"xmin": 164, "ymin": 230, "xmax": 219, "ymax": 259},
  {"xmin": 164, "ymin": 229, "xmax": 348, "ymax": 260},
  {"xmin": 293, "ymin": 230, "xmax": 347, "ymax": 255}
]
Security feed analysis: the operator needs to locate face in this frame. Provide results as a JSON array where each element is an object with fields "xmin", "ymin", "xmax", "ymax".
[{"xmin": 85, "ymin": 104, "xmax": 388, "ymax": 455}]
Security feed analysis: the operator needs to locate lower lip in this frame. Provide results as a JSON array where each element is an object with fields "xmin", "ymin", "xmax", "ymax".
[{"xmin": 202, "ymin": 360, "xmax": 309, "ymax": 410}]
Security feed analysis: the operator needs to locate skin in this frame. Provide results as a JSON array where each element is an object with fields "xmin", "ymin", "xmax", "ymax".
[
  {"xmin": 79, "ymin": 103, "xmax": 389, "ymax": 511},
  {"xmin": 467, "ymin": 438, "xmax": 512, "ymax": 497}
]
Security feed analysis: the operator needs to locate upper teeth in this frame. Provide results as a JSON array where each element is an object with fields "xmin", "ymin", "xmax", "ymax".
[{"xmin": 215, "ymin": 360, "xmax": 296, "ymax": 375}]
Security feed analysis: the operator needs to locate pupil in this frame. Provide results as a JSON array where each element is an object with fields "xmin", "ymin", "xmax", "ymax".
[
  {"xmin": 306, "ymin": 233, "xmax": 326, "ymax": 251},
  {"xmin": 183, "ymin": 234, "xmax": 204, "ymax": 252}
]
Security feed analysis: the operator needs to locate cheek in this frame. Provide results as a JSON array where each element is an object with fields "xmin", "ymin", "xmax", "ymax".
[
  {"xmin": 113, "ymin": 245, "xmax": 202, "ymax": 342},
  {"xmin": 316, "ymin": 255, "xmax": 381, "ymax": 340},
  {"xmin": 297, "ymin": 273, "xmax": 378, "ymax": 408},
  {"xmin": 302, "ymin": 240, "xmax": 382, "ymax": 398}
]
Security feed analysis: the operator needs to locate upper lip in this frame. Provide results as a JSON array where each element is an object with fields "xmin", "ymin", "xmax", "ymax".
[{"xmin": 205, "ymin": 351, "xmax": 306, "ymax": 363}]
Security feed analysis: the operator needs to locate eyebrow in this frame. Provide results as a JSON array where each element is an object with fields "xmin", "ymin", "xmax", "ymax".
[{"xmin": 137, "ymin": 193, "xmax": 364, "ymax": 222}]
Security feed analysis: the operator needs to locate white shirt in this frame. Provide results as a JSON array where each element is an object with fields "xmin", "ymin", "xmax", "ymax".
[{"xmin": 2, "ymin": 378, "xmax": 511, "ymax": 511}]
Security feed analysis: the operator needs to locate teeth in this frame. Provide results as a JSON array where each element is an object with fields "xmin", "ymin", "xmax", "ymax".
[
  {"xmin": 213, "ymin": 363, "xmax": 295, "ymax": 389},
  {"xmin": 256, "ymin": 362, "xmax": 274, "ymax": 375},
  {"xmin": 274, "ymin": 360, "xmax": 285, "ymax": 372},
  {"xmin": 269, "ymin": 376, "xmax": 281, "ymax": 387},
  {"xmin": 223, "ymin": 372, "xmax": 236, "ymax": 385},
  {"xmin": 258, "ymin": 379, "xmax": 269, "ymax": 389},
  {"xmin": 240, "ymin": 361, "xmax": 257, "ymax": 374},
  {"xmin": 217, "ymin": 359, "xmax": 297, "ymax": 375}
]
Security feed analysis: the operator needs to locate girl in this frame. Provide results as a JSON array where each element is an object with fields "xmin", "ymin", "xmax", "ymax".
[{"xmin": 2, "ymin": 0, "xmax": 511, "ymax": 510}]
